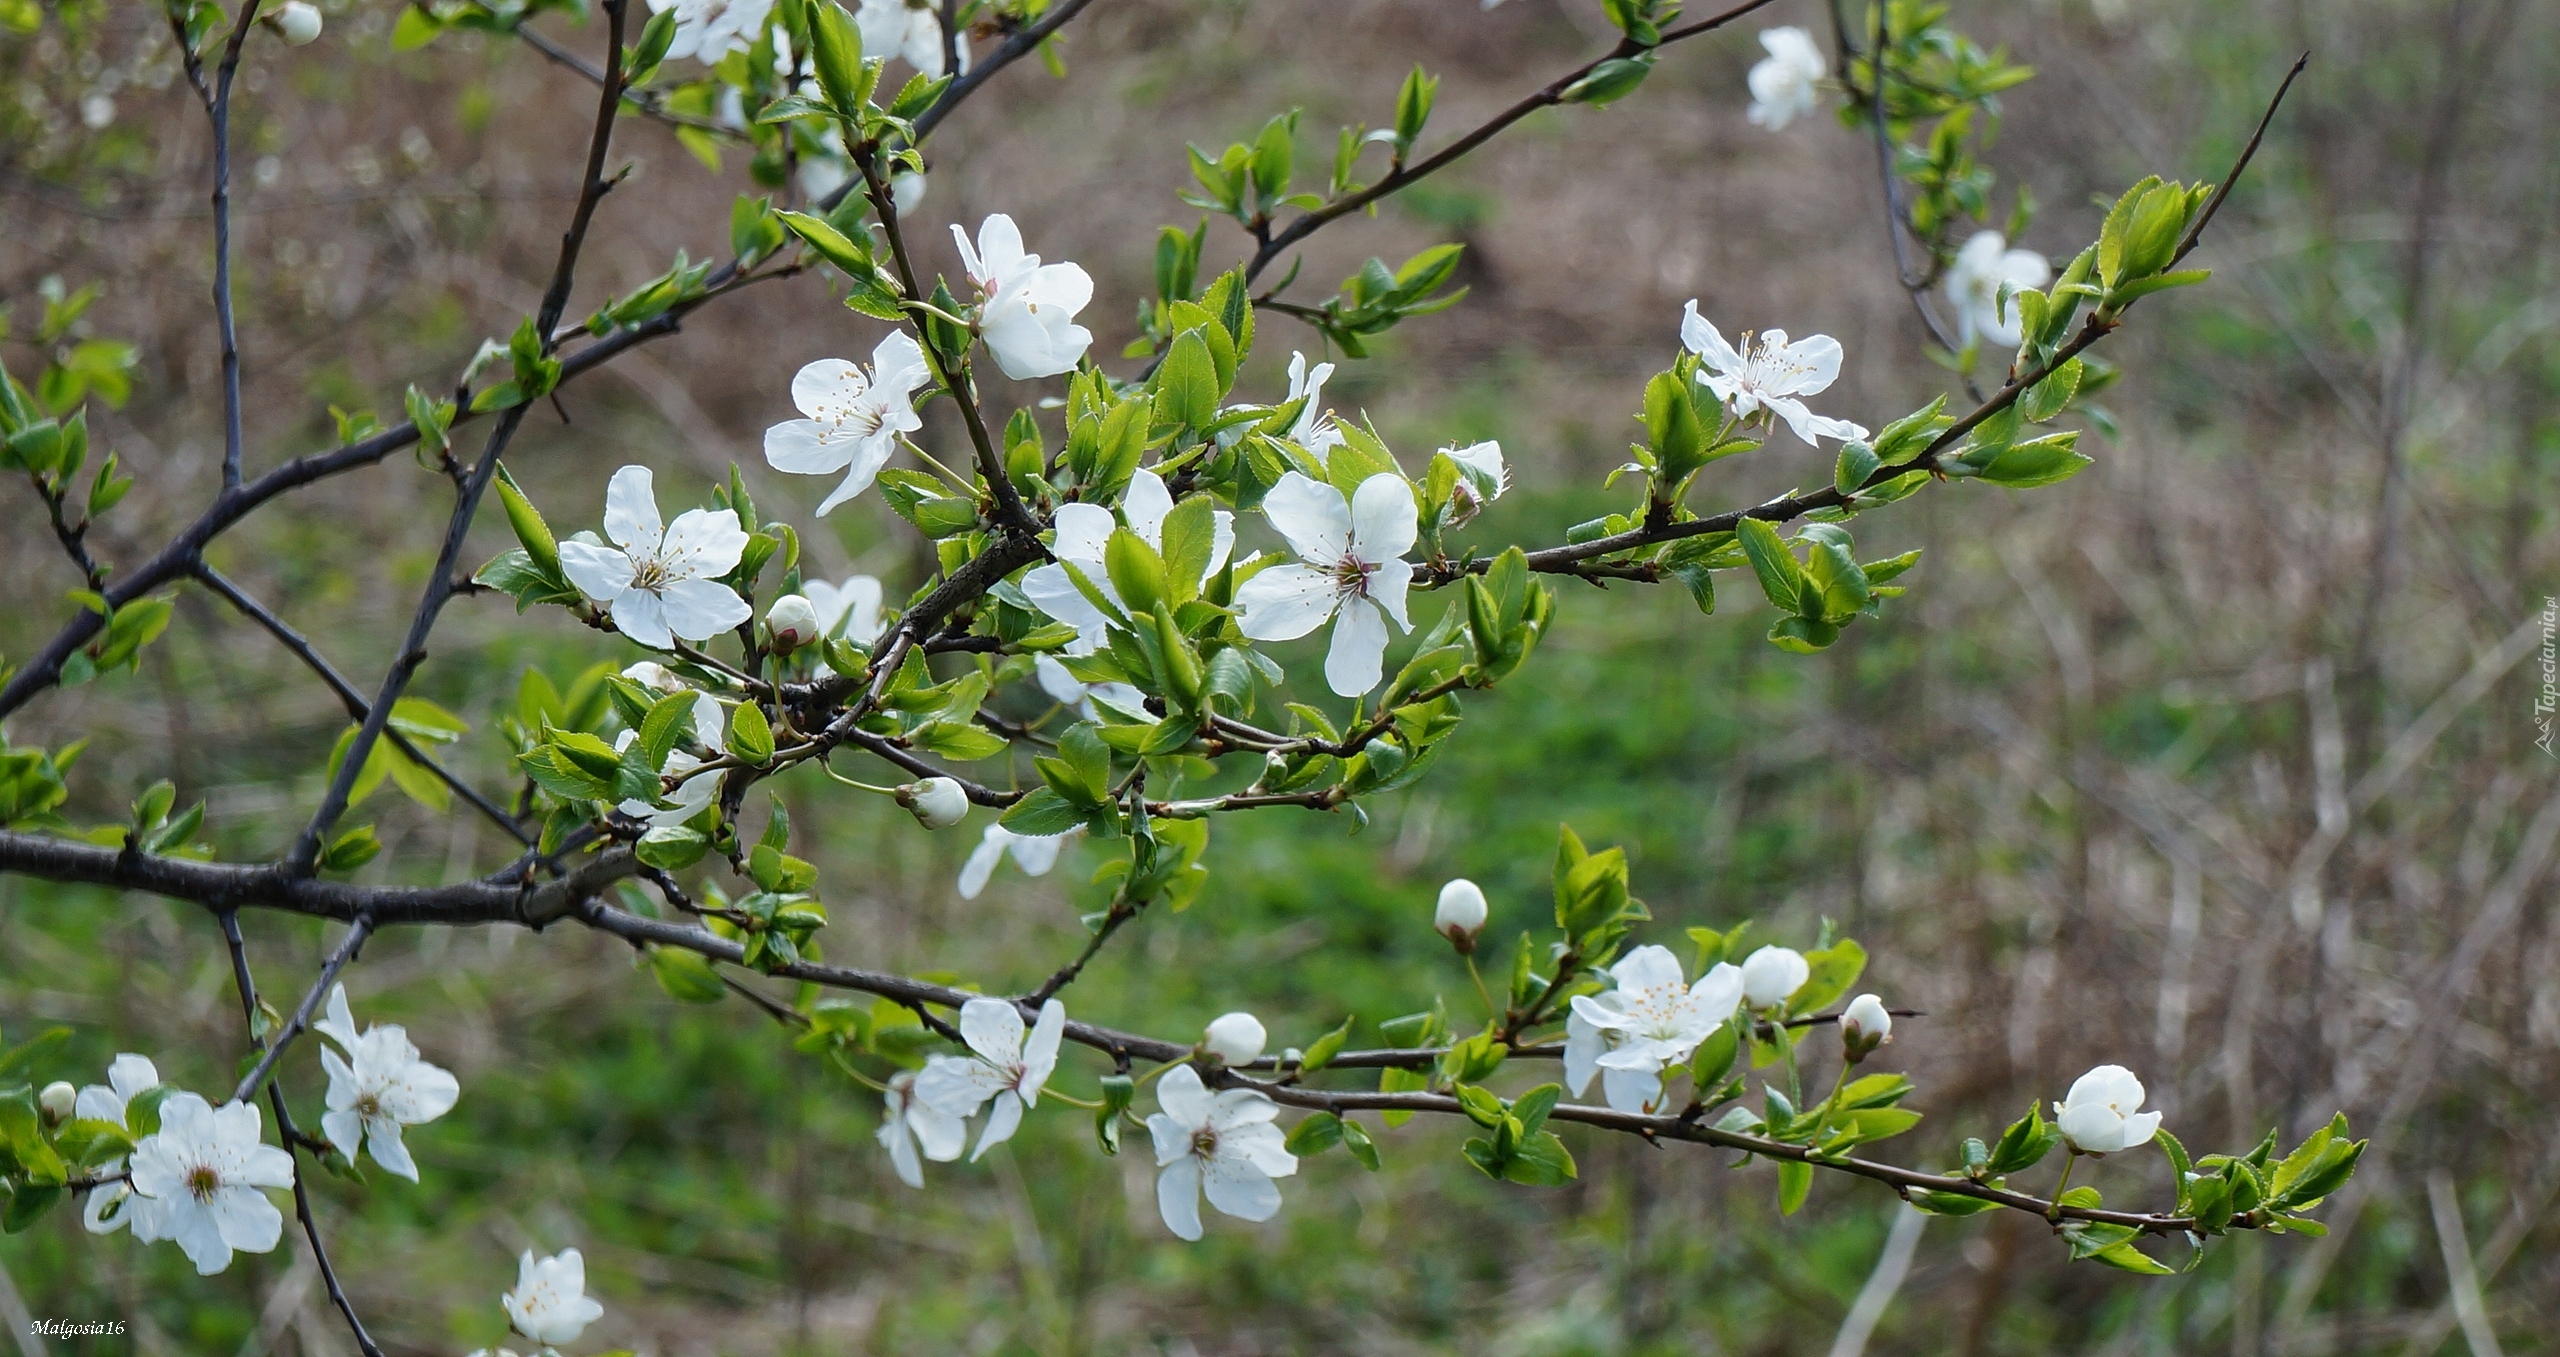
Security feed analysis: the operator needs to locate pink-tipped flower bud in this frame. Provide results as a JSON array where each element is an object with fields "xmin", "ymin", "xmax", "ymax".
[{"xmin": 766, "ymin": 594, "xmax": 820, "ymax": 652}]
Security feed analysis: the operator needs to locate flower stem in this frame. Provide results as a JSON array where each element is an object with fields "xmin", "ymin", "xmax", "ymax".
[{"xmin": 1463, "ymin": 953, "xmax": 1498, "ymax": 1024}]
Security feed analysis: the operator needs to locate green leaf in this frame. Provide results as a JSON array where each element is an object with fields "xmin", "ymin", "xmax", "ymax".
[
  {"xmin": 1987, "ymin": 1103, "xmax": 2058, "ymax": 1175},
  {"xmin": 726, "ymin": 701, "xmax": 775, "ymax": 765},
  {"xmin": 999, "ymin": 787, "xmax": 1089, "ymax": 836},
  {"xmin": 1284, "ymin": 1111, "xmax": 1344, "ymax": 1156},
  {"xmin": 1152, "ymin": 329, "xmax": 1220, "ymax": 430},
  {"xmin": 1776, "ymin": 1159, "xmax": 1812, "ymax": 1215},
  {"xmin": 803, "ymin": 0, "xmax": 866, "ymax": 114},
  {"xmin": 649, "ymin": 947, "xmax": 728, "ymax": 1003},
  {"xmin": 1502, "ymin": 1130, "xmax": 1577, "ymax": 1186},
  {"xmin": 1736, "ymin": 518, "xmax": 1804, "ymax": 612},
  {"xmin": 1340, "ymin": 1116, "xmax": 1380, "ymax": 1169},
  {"xmin": 636, "ymin": 824, "xmax": 710, "ymax": 870}
]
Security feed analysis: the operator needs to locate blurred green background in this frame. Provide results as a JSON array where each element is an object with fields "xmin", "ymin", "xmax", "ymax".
[{"xmin": 2, "ymin": 0, "xmax": 2554, "ymax": 1353}]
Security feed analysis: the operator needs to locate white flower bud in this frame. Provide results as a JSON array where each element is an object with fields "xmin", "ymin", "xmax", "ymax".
[
  {"xmin": 1841, "ymin": 992, "xmax": 1891, "ymax": 1061},
  {"xmin": 1201, "ymin": 1011, "xmax": 1266, "ymax": 1067},
  {"xmin": 896, "ymin": 777, "xmax": 970, "ymax": 829},
  {"xmin": 891, "ymin": 170, "xmax": 928, "ymax": 219},
  {"xmin": 1434, "ymin": 877, "xmax": 1488, "ymax": 952},
  {"xmin": 275, "ymin": 1, "xmax": 322, "ymax": 45},
  {"xmin": 766, "ymin": 593, "xmax": 820, "ymax": 652},
  {"xmin": 1740, "ymin": 945, "xmax": 1810, "ymax": 1011},
  {"xmin": 38, "ymin": 1081, "xmax": 76, "ymax": 1124}
]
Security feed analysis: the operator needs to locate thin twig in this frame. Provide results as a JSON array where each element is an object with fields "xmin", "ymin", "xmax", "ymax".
[
  {"xmin": 230, "ymin": 915, "xmax": 375, "ymax": 1105},
  {"xmin": 1243, "ymin": 0, "xmax": 1785, "ymax": 287},
  {"xmin": 215, "ymin": 911, "xmax": 386, "ymax": 1357},
  {"xmin": 195, "ymin": 564, "xmax": 532, "ymax": 845}
]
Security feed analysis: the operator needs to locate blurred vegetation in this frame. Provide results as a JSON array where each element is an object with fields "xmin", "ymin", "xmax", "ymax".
[{"xmin": 2, "ymin": 0, "xmax": 2554, "ymax": 1354}]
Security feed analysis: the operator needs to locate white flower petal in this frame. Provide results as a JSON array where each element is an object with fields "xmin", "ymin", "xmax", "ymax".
[
  {"xmin": 1156, "ymin": 1155, "xmax": 1204, "ymax": 1240},
  {"xmin": 1234, "ymin": 564, "xmax": 1341, "ymax": 643},
  {"xmin": 556, "ymin": 540, "xmax": 635, "ymax": 603},
  {"xmin": 655, "ymin": 577, "xmax": 752, "ymax": 643},
  {"xmin": 1346, "ymin": 474, "xmax": 1418, "ymax": 561},
  {"xmin": 602, "ymin": 465, "xmax": 663, "ymax": 554},
  {"xmin": 1322, "ymin": 597, "xmax": 1391, "ymax": 697},
  {"xmin": 1260, "ymin": 472, "xmax": 1353, "ymax": 567}
]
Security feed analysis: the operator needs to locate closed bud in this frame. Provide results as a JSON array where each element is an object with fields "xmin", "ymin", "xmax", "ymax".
[
  {"xmin": 38, "ymin": 1081, "xmax": 76, "ymax": 1125},
  {"xmin": 273, "ymin": 1, "xmax": 322, "ymax": 45},
  {"xmin": 895, "ymin": 776, "xmax": 969, "ymax": 829},
  {"xmin": 1841, "ymin": 992, "xmax": 1891, "ymax": 1062},
  {"xmin": 766, "ymin": 594, "xmax": 820, "ymax": 652},
  {"xmin": 1201, "ymin": 1011, "xmax": 1266, "ymax": 1066},
  {"xmin": 1434, "ymin": 877, "xmax": 1488, "ymax": 953}
]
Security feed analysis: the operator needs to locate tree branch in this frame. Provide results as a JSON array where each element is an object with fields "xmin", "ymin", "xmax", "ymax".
[{"xmin": 1243, "ymin": 0, "xmax": 1785, "ymax": 287}]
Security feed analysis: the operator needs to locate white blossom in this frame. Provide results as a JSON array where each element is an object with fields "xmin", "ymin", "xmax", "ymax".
[
  {"xmin": 123, "ymin": 1093, "xmax": 295, "ymax": 1275},
  {"xmin": 856, "ymin": 0, "xmax": 968, "ymax": 76},
  {"xmin": 766, "ymin": 593, "xmax": 821, "ymax": 651},
  {"xmin": 80, "ymin": 94, "xmax": 116, "ymax": 128},
  {"xmin": 313, "ymin": 983, "xmax": 461, "ymax": 1183},
  {"xmin": 1739, "ymin": 945, "xmax": 1810, "ymax": 1011},
  {"xmin": 38, "ymin": 1081, "xmax": 74, "ymax": 1123},
  {"xmin": 957, "ymin": 822, "xmax": 1074, "ymax": 899},
  {"xmin": 877, "ymin": 1068, "xmax": 966, "ymax": 1188},
  {"xmin": 1435, "ymin": 877, "xmax": 1489, "ymax": 946},
  {"xmin": 890, "ymin": 169, "xmax": 929, "ymax": 218},
  {"xmin": 1681, "ymin": 303, "xmax": 1870, "ymax": 445},
  {"xmin": 1746, "ymin": 26, "xmax": 1827, "ymax": 130},
  {"xmin": 2055, "ymin": 1064, "xmax": 2163, "ymax": 1155},
  {"xmin": 1145, "ymin": 1064, "xmax": 1296, "ymax": 1241},
  {"xmin": 1283, "ymin": 351, "xmax": 1345, "ymax": 455},
  {"xmin": 1564, "ymin": 945, "xmax": 1745, "ymax": 1114},
  {"xmin": 273, "ymin": 0, "xmax": 322, "ymax": 45},
  {"xmin": 1439, "ymin": 440, "xmax": 1508, "ymax": 526},
  {"xmin": 763, "ymin": 331, "xmax": 931, "ymax": 516},
  {"xmin": 804, "ymin": 574, "xmax": 887, "ymax": 648},
  {"xmin": 1943, "ymin": 230, "xmax": 2053, "ymax": 350},
  {"xmin": 914, "ymin": 997, "xmax": 1065, "ymax": 1159},
  {"xmin": 1201, "ymin": 1012, "xmax": 1267, "ymax": 1066},
  {"xmin": 1233, "ymin": 471, "xmax": 1418, "ymax": 697},
  {"xmin": 503, "ymin": 1247, "xmax": 605, "ymax": 1347},
  {"xmin": 897, "ymin": 776, "xmax": 970, "ymax": 829},
  {"xmin": 645, "ymin": 0, "xmax": 773, "ymax": 63},
  {"xmin": 1020, "ymin": 467, "xmax": 1235, "ymax": 647},
  {"xmin": 557, "ymin": 466, "xmax": 752, "ymax": 650},
  {"xmin": 952, "ymin": 215, "xmax": 1094, "ymax": 381},
  {"xmin": 75, "ymin": 1053, "xmax": 159, "ymax": 1235}
]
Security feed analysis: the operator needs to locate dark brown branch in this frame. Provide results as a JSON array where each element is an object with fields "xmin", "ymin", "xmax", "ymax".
[{"xmin": 0, "ymin": 829, "xmax": 641, "ymax": 927}]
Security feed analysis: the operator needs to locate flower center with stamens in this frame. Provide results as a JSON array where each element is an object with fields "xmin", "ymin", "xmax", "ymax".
[
  {"xmin": 185, "ymin": 1164, "xmax": 222, "ymax": 1200},
  {"xmin": 629, "ymin": 558, "xmax": 670, "ymax": 592},
  {"xmin": 1330, "ymin": 556, "xmax": 1374, "ymax": 599},
  {"xmin": 1191, "ymin": 1128, "xmax": 1220, "ymax": 1158},
  {"xmin": 355, "ymin": 1092, "xmax": 382, "ymax": 1118}
]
